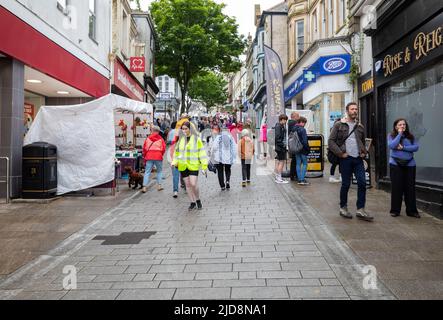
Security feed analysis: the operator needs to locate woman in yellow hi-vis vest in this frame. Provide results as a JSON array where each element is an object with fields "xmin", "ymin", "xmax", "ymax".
[{"xmin": 172, "ymin": 121, "xmax": 208, "ymax": 211}]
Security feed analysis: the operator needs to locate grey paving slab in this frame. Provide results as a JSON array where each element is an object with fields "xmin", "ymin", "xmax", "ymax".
[
  {"xmin": 133, "ymin": 274, "xmax": 156, "ymax": 282},
  {"xmin": 63, "ymin": 290, "xmax": 122, "ymax": 300},
  {"xmin": 149, "ymin": 264, "xmax": 186, "ymax": 273},
  {"xmin": 173, "ymin": 288, "xmax": 231, "ymax": 300},
  {"xmin": 154, "ymin": 273, "xmax": 196, "ymax": 281},
  {"xmin": 233, "ymin": 263, "xmax": 281, "ymax": 272},
  {"xmin": 159, "ymin": 280, "xmax": 212, "ymax": 288},
  {"xmin": 257, "ymin": 271, "xmax": 302, "ymax": 279},
  {"xmin": 184, "ymin": 264, "xmax": 233, "ymax": 273},
  {"xmin": 14, "ymin": 290, "xmax": 68, "ymax": 300},
  {"xmin": 111, "ymin": 282, "xmax": 160, "ymax": 289},
  {"xmin": 231, "ymin": 287, "xmax": 289, "ymax": 299},
  {"xmin": 80, "ymin": 266, "xmax": 128, "ymax": 275},
  {"xmin": 239, "ymin": 272, "xmax": 257, "ymax": 280},
  {"xmin": 288, "ymin": 286, "xmax": 349, "ymax": 299},
  {"xmin": 213, "ymin": 279, "xmax": 266, "ymax": 287},
  {"xmin": 266, "ymin": 279, "xmax": 321, "ymax": 287},
  {"xmin": 301, "ymin": 271, "xmax": 337, "ymax": 279},
  {"xmin": 117, "ymin": 289, "xmax": 175, "ymax": 300},
  {"xmin": 93, "ymin": 274, "xmax": 136, "ymax": 283}
]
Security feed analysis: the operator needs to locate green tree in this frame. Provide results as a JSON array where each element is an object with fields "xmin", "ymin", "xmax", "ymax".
[
  {"xmin": 188, "ymin": 72, "xmax": 228, "ymax": 112},
  {"xmin": 150, "ymin": 0, "xmax": 246, "ymax": 113}
]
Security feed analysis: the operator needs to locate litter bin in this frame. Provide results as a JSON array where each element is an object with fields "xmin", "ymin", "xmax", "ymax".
[{"xmin": 22, "ymin": 142, "xmax": 57, "ymax": 199}]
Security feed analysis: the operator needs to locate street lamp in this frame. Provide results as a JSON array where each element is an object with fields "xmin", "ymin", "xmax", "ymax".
[{"xmin": 238, "ymin": 93, "xmax": 244, "ymax": 123}]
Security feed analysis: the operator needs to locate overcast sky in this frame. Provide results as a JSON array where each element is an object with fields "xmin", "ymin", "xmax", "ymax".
[{"xmin": 137, "ymin": 0, "xmax": 283, "ymax": 38}]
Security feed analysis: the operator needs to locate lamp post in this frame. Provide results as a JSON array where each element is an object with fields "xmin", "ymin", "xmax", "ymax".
[{"xmin": 238, "ymin": 93, "xmax": 244, "ymax": 123}]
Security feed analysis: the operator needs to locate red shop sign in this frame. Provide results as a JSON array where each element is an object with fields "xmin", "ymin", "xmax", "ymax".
[
  {"xmin": 130, "ymin": 57, "xmax": 145, "ymax": 72},
  {"xmin": 114, "ymin": 59, "xmax": 145, "ymax": 102}
]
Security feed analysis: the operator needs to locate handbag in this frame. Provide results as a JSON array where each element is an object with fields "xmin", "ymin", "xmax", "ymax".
[
  {"xmin": 328, "ymin": 124, "xmax": 358, "ymax": 165},
  {"xmin": 392, "ymin": 156, "xmax": 412, "ymax": 167},
  {"xmin": 208, "ymin": 161, "xmax": 217, "ymax": 174}
]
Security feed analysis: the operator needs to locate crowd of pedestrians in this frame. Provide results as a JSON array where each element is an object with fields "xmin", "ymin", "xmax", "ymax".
[{"xmin": 140, "ymin": 103, "xmax": 421, "ymax": 220}]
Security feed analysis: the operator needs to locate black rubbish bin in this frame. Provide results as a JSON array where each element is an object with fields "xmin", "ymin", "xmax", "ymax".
[{"xmin": 22, "ymin": 142, "xmax": 57, "ymax": 199}]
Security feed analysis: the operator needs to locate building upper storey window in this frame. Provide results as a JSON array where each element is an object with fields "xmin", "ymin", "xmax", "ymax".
[
  {"xmin": 57, "ymin": 0, "xmax": 69, "ymax": 14},
  {"xmin": 338, "ymin": 0, "xmax": 346, "ymax": 28},
  {"xmin": 296, "ymin": 20, "xmax": 305, "ymax": 60},
  {"xmin": 89, "ymin": 0, "xmax": 97, "ymax": 41},
  {"xmin": 328, "ymin": 0, "xmax": 334, "ymax": 36}
]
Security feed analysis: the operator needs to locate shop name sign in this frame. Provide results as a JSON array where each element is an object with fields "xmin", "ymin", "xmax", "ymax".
[
  {"xmin": 381, "ymin": 20, "xmax": 442, "ymax": 78},
  {"xmin": 361, "ymin": 78, "xmax": 373, "ymax": 94},
  {"xmin": 322, "ymin": 57, "xmax": 348, "ymax": 73},
  {"xmin": 130, "ymin": 57, "xmax": 145, "ymax": 72},
  {"xmin": 115, "ymin": 60, "xmax": 145, "ymax": 102},
  {"xmin": 284, "ymin": 54, "xmax": 351, "ymax": 102}
]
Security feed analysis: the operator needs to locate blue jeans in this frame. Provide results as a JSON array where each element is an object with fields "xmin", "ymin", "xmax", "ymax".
[
  {"xmin": 143, "ymin": 160, "xmax": 163, "ymax": 187},
  {"xmin": 296, "ymin": 154, "xmax": 308, "ymax": 182},
  {"xmin": 339, "ymin": 156, "xmax": 366, "ymax": 209},
  {"xmin": 172, "ymin": 166, "xmax": 180, "ymax": 192}
]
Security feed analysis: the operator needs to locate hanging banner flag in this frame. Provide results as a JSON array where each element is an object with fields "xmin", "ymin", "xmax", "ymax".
[{"xmin": 264, "ymin": 45, "xmax": 285, "ymax": 130}]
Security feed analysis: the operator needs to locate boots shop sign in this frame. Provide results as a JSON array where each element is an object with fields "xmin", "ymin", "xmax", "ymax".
[{"xmin": 375, "ymin": 12, "xmax": 443, "ymax": 86}]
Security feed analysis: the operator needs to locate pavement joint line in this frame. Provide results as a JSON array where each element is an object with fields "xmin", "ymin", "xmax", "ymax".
[
  {"xmin": 274, "ymin": 174, "xmax": 397, "ymax": 300},
  {"xmin": 0, "ymin": 188, "xmax": 145, "ymax": 298}
]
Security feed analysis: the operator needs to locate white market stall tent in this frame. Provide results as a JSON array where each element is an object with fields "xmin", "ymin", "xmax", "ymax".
[{"xmin": 24, "ymin": 93, "xmax": 153, "ymax": 195}]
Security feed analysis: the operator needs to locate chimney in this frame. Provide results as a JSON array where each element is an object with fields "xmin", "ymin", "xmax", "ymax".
[{"xmin": 255, "ymin": 4, "xmax": 261, "ymax": 27}]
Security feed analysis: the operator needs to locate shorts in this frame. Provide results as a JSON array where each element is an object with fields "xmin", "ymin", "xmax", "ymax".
[
  {"xmin": 275, "ymin": 150, "xmax": 287, "ymax": 161},
  {"xmin": 180, "ymin": 169, "xmax": 199, "ymax": 178}
]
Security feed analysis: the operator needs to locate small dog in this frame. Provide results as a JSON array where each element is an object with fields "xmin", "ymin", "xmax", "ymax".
[{"xmin": 124, "ymin": 166, "xmax": 144, "ymax": 190}]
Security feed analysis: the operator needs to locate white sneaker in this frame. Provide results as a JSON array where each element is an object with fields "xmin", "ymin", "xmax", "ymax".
[
  {"xmin": 329, "ymin": 176, "xmax": 341, "ymax": 183},
  {"xmin": 275, "ymin": 177, "xmax": 289, "ymax": 184}
]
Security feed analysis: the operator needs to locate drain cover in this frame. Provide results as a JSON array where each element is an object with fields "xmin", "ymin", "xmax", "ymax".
[{"xmin": 93, "ymin": 232, "xmax": 156, "ymax": 245}]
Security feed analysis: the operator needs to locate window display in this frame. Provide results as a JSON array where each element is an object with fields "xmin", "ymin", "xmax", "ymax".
[{"xmin": 384, "ymin": 60, "xmax": 443, "ymax": 185}]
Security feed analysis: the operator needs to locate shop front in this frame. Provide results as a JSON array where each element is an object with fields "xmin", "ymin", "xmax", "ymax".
[
  {"xmin": 285, "ymin": 54, "xmax": 353, "ymax": 149},
  {"xmin": 0, "ymin": 5, "xmax": 110, "ymax": 198},
  {"xmin": 369, "ymin": 0, "xmax": 443, "ymax": 218}
]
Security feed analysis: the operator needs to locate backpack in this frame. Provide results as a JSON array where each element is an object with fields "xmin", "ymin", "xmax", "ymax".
[{"xmin": 288, "ymin": 130, "xmax": 303, "ymax": 155}]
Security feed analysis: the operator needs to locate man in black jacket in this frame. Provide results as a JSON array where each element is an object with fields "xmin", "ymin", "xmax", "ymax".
[
  {"xmin": 274, "ymin": 114, "xmax": 289, "ymax": 184},
  {"xmin": 287, "ymin": 111, "xmax": 300, "ymax": 181}
]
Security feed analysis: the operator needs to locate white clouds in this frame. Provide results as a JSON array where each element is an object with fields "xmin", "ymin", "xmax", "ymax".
[{"xmin": 137, "ymin": 0, "xmax": 283, "ymax": 38}]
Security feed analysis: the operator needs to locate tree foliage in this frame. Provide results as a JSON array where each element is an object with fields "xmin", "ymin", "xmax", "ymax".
[
  {"xmin": 150, "ymin": 0, "xmax": 246, "ymax": 113},
  {"xmin": 188, "ymin": 71, "xmax": 228, "ymax": 111}
]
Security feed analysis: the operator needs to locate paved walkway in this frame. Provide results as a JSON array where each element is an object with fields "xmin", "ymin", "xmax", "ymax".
[
  {"xmin": 295, "ymin": 165, "xmax": 443, "ymax": 300},
  {"xmin": 0, "ymin": 160, "xmax": 396, "ymax": 300}
]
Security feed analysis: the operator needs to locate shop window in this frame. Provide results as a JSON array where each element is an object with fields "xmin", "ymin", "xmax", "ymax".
[{"xmin": 384, "ymin": 60, "xmax": 443, "ymax": 185}]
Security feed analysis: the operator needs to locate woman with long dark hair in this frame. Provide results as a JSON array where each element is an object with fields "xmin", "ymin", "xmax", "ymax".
[{"xmin": 388, "ymin": 118, "xmax": 420, "ymax": 218}]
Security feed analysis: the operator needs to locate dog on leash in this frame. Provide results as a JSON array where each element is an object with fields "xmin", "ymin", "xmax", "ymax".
[{"xmin": 124, "ymin": 166, "xmax": 144, "ymax": 190}]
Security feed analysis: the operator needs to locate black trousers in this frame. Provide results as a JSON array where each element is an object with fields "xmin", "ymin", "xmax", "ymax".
[
  {"xmin": 241, "ymin": 159, "xmax": 251, "ymax": 181},
  {"xmin": 390, "ymin": 164, "xmax": 418, "ymax": 214},
  {"xmin": 289, "ymin": 155, "xmax": 298, "ymax": 180},
  {"xmin": 216, "ymin": 164, "xmax": 231, "ymax": 188}
]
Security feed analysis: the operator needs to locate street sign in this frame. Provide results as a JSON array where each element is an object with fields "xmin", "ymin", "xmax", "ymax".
[
  {"xmin": 307, "ymin": 135, "xmax": 324, "ymax": 176},
  {"xmin": 159, "ymin": 92, "xmax": 172, "ymax": 100}
]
